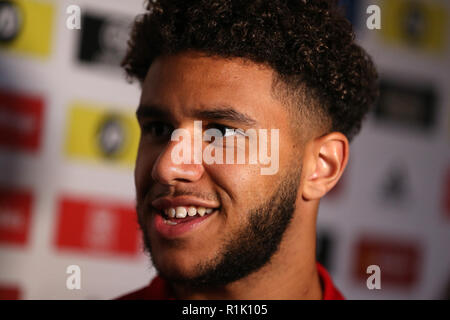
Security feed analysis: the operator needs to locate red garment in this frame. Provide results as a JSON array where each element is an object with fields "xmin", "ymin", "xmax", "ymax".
[
  {"xmin": 117, "ymin": 262, "xmax": 344, "ymax": 300},
  {"xmin": 316, "ymin": 263, "xmax": 345, "ymax": 300}
]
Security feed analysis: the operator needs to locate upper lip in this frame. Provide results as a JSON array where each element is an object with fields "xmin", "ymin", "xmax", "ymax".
[{"xmin": 151, "ymin": 196, "xmax": 220, "ymax": 211}]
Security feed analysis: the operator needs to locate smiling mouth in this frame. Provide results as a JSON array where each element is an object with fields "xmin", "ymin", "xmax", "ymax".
[{"xmin": 158, "ymin": 205, "xmax": 220, "ymax": 225}]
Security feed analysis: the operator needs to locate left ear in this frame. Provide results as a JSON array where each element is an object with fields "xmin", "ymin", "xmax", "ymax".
[{"xmin": 302, "ymin": 132, "xmax": 349, "ymax": 201}]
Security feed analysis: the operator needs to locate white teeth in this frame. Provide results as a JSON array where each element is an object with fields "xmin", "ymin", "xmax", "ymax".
[
  {"xmin": 187, "ymin": 206, "xmax": 197, "ymax": 216},
  {"xmin": 197, "ymin": 207, "xmax": 206, "ymax": 216},
  {"xmin": 175, "ymin": 207, "xmax": 187, "ymax": 218},
  {"xmin": 164, "ymin": 206, "xmax": 216, "ymax": 219},
  {"xmin": 168, "ymin": 208, "xmax": 176, "ymax": 218},
  {"xmin": 164, "ymin": 219, "xmax": 177, "ymax": 225}
]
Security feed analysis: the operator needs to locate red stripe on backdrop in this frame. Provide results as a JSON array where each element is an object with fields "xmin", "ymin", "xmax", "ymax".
[
  {"xmin": 54, "ymin": 195, "xmax": 141, "ymax": 257},
  {"xmin": 353, "ymin": 236, "xmax": 421, "ymax": 288},
  {"xmin": 0, "ymin": 90, "xmax": 44, "ymax": 153},
  {"xmin": 0, "ymin": 285, "xmax": 21, "ymax": 300},
  {"xmin": 0, "ymin": 188, "xmax": 32, "ymax": 246}
]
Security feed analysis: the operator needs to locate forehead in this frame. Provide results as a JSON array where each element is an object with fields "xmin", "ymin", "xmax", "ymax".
[{"xmin": 139, "ymin": 52, "xmax": 286, "ymax": 126}]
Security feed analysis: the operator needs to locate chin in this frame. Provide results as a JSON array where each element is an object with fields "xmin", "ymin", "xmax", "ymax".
[
  {"xmin": 154, "ymin": 255, "xmax": 203, "ymax": 282},
  {"xmin": 151, "ymin": 245, "xmax": 207, "ymax": 279}
]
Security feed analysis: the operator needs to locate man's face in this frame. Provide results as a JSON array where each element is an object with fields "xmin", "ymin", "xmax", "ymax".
[{"xmin": 135, "ymin": 52, "xmax": 304, "ymax": 288}]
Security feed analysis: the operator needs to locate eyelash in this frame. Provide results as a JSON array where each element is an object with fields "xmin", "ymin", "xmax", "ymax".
[
  {"xmin": 141, "ymin": 121, "xmax": 173, "ymax": 139},
  {"xmin": 140, "ymin": 121, "xmax": 246, "ymax": 139},
  {"xmin": 207, "ymin": 123, "xmax": 238, "ymax": 137}
]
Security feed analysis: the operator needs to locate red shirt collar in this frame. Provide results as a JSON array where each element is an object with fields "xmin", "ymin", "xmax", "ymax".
[
  {"xmin": 316, "ymin": 262, "xmax": 345, "ymax": 300},
  {"xmin": 117, "ymin": 262, "xmax": 344, "ymax": 300}
]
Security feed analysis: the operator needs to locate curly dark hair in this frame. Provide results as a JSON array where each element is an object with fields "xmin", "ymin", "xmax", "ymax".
[{"xmin": 122, "ymin": 0, "xmax": 378, "ymax": 141}]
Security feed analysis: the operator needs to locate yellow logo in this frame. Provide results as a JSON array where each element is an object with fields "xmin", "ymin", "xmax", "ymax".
[
  {"xmin": 0, "ymin": 0, "xmax": 54, "ymax": 58},
  {"xmin": 380, "ymin": 0, "xmax": 447, "ymax": 53},
  {"xmin": 65, "ymin": 102, "xmax": 139, "ymax": 166}
]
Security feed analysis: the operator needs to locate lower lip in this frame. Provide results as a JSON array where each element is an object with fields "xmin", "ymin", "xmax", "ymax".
[{"xmin": 152, "ymin": 210, "xmax": 217, "ymax": 239}]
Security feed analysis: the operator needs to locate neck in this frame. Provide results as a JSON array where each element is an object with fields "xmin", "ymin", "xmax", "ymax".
[{"xmin": 171, "ymin": 200, "xmax": 322, "ymax": 299}]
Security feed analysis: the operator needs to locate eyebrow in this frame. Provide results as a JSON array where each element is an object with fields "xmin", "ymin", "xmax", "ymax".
[
  {"xmin": 136, "ymin": 103, "xmax": 257, "ymax": 127},
  {"xmin": 192, "ymin": 106, "xmax": 257, "ymax": 127},
  {"xmin": 136, "ymin": 104, "xmax": 169, "ymax": 120}
]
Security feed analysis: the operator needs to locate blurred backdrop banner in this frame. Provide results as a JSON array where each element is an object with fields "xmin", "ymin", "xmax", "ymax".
[{"xmin": 0, "ymin": 0, "xmax": 449, "ymax": 299}]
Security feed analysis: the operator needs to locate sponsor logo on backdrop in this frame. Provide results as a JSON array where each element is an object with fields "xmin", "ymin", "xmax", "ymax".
[
  {"xmin": 0, "ymin": 188, "xmax": 32, "ymax": 246},
  {"xmin": 77, "ymin": 11, "xmax": 131, "ymax": 69},
  {"xmin": 54, "ymin": 195, "xmax": 140, "ymax": 256},
  {"xmin": 65, "ymin": 102, "xmax": 139, "ymax": 166},
  {"xmin": 353, "ymin": 235, "xmax": 421, "ymax": 288},
  {"xmin": 375, "ymin": 78, "xmax": 437, "ymax": 131},
  {"xmin": 0, "ymin": 285, "xmax": 20, "ymax": 300},
  {"xmin": 0, "ymin": 89, "xmax": 44, "ymax": 153},
  {"xmin": 380, "ymin": 0, "xmax": 447, "ymax": 53},
  {"xmin": 0, "ymin": 0, "xmax": 54, "ymax": 57},
  {"xmin": 378, "ymin": 161, "xmax": 410, "ymax": 206},
  {"xmin": 0, "ymin": 0, "xmax": 22, "ymax": 43},
  {"xmin": 316, "ymin": 229, "xmax": 334, "ymax": 272}
]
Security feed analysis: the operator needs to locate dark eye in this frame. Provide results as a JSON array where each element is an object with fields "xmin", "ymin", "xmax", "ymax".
[
  {"xmin": 207, "ymin": 123, "xmax": 236, "ymax": 137},
  {"xmin": 207, "ymin": 123, "xmax": 247, "ymax": 138},
  {"xmin": 141, "ymin": 121, "xmax": 173, "ymax": 139}
]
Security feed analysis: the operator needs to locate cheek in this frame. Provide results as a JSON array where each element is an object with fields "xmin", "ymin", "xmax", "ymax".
[{"xmin": 208, "ymin": 163, "xmax": 277, "ymax": 209}]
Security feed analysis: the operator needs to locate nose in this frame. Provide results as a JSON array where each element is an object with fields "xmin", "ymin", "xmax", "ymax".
[{"xmin": 151, "ymin": 138, "xmax": 205, "ymax": 185}]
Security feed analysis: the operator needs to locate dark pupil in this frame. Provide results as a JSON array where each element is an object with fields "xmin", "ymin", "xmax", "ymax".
[{"xmin": 216, "ymin": 124, "xmax": 228, "ymax": 136}]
